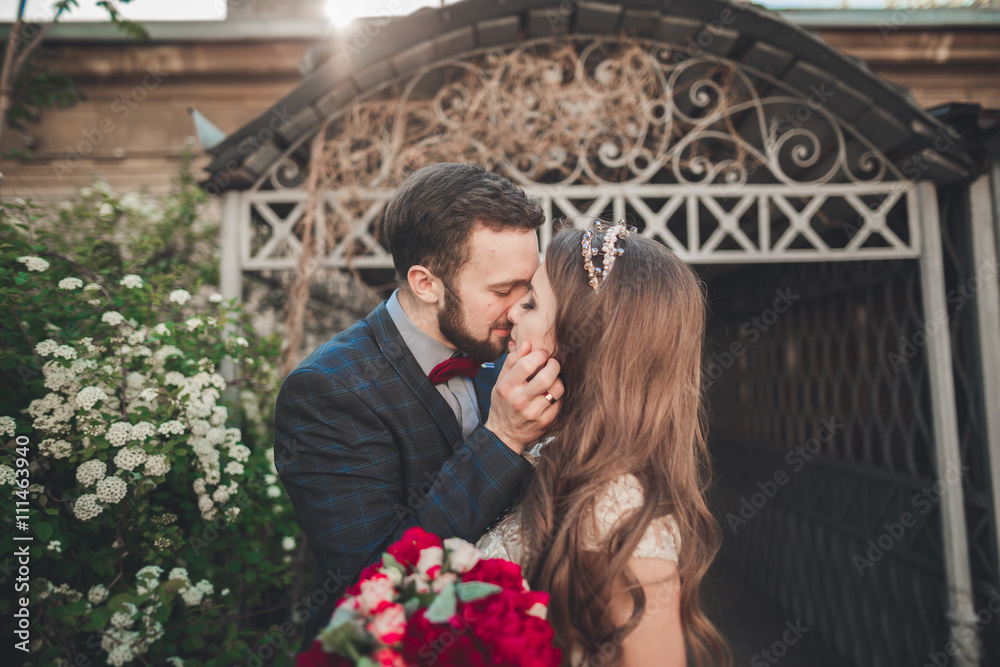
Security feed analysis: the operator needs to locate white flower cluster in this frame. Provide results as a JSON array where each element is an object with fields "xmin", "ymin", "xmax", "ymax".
[
  {"xmin": 0, "ymin": 465, "xmax": 15, "ymax": 485},
  {"xmin": 49, "ymin": 582, "xmax": 83, "ymax": 603},
  {"xmin": 35, "ymin": 339, "xmax": 76, "ymax": 360},
  {"xmin": 76, "ymin": 459, "xmax": 107, "ymax": 487},
  {"xmin": 114, "ymin": 447, "xmax": 146, "ymax": 472},
  {"xmin": 228, "ymin": 444, "xmax": 250, "ymax": 463},
  {"xmin": 168, "ymin": 289, "xmax": 191, "ymax": 305},
  {"xmin": 0, "ymin": 415, "xmax": 15, "ymax": 438},
  {"xmin": 103, "ymin": 627, "xmax": 139, "ymax": 666},
  {"xmin": 99, "ymin": 594, "xmax": 163, "ymax": 666},
  {"xmin": 177, "ymin": 577, "xmax": 213, "ymax": 607},
  {"xmin": 163, "ymin": 371, "xmax": 185, "ymax": 387},
  {"xmin": 39, "ymin": 438, "xmax": 71, "ymax": 459},
  {"xmin": 136, "ymin": 565, "xmax": 164, "ymax": 595},
  {"xmin": 282, "ymin": 536, "xmax": 295, "ymax": 551},
  {"xmin": 184, "ymin": 317, "xmax": 203, "ymax": 331},
  {"xmin": 44, "ymin": 361, "xmax": 83, "ymax": 395},
  {"xmin": 59, "ymin": 277, "xmax": 84, "ymax": 290},
  {"xmin": 106, "ymin": 422, "xmax": 132, "ymax": 447},
  {"xmin": 17, "ymin": 255, "xmax": 49, "ymax": 272},
  {"xmin": 150, "ymin": 345, "xmax": 181, "ymax": 369},
  {"xmin": 73, "ymin": 494, "xmax": 103, "ymax": 521},
  {"xmin": 27, "ymin": 393, "xmax": 74, "ymax": 434},
  {"xmin": 143, "ymin": 454, "xmax": 170, "ymax": 477},
  {"xmin": 158, "ymin": 420, "xmax": 184, "ymax": 436},
  {"xmin": 96, "ymin": 476, "xmax": 128, "ymax": 504},
  {"xmin": 89, "ymin": 584, "xmax": 109, "ymax": 604},
  {"xmin": 120, "ymin": 274, "xmax": 143, "ymax": 289},
  {"xmin": 47, "ymin": 540, "xmax": 63, "ymax": 553},
  {"xmin": 102, "ymin": 311, "xmax": 125, "ymax": 326},
  {"xmin": 129, "ymin": 421, "xmax": 156, "ymax": 442},
  {"xmin": 111, "ymin": 610, "xmax": 135, "ymax": 629}
]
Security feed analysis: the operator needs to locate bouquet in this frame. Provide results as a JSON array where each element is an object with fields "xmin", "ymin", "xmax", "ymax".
[{"xmin": 297, "ymin": 527, "xmax": 562, "ymax": 667}]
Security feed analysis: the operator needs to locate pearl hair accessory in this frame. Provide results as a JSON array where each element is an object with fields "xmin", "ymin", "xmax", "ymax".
[{"xmin": 581, "ymin": 220, "xmax": 636, "ymax": 291}]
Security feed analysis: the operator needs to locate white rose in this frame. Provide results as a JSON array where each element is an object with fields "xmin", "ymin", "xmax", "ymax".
[
  {"xmin": 415, "ymin": 546, "xmax": 444, "ymax": 578},
  {"xmin": 357, "ymin": 574, "xmax": 396, "ymax": 614},
  {"xmin": 443, "ymin": 538, "xmax": 482, "ymax": 574}
]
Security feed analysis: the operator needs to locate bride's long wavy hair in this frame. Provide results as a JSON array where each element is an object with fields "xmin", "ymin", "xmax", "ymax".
[{"xmin": 517, "ymin": 227, "xmax": 729, "ymax": 666}]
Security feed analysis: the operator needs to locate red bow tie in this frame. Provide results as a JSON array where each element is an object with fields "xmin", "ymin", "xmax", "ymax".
[{"xmin": 428, "ymin": 356, "xmax": 480, "ymax": 385}]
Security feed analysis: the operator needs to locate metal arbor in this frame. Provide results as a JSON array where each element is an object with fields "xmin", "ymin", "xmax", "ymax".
[{"xmin": 205, "ymin": 2, "xmax": 996, "ymax": 665}]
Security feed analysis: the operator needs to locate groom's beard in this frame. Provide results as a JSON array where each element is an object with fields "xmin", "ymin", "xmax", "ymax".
[{"xmin": 438, "ymin": 290, "xmax": 510, "ymax": 364}]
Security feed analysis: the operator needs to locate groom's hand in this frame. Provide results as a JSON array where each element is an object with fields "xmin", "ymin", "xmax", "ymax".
[{"xmin": 485, "ymin": 341, "xmax": 563, "ymax": 455}]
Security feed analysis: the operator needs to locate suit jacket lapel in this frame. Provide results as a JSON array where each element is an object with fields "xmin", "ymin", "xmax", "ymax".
[{"xmin": 367, "ymin": 303, "xmax": 463, "ymax": 448}]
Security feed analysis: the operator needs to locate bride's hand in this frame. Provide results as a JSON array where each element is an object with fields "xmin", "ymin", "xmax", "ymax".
[{"xmin": 484, "ymin": 341, "xmax": 563, "ymax": 455}]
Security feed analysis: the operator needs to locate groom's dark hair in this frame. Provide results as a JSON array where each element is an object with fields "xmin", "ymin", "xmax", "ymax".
[{"xmin": 382, "ymin": 163, "xmax": 544, "ymax": 287}]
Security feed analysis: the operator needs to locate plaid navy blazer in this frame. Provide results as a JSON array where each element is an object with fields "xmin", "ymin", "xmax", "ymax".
[{"xmin": 274, "ymin": 301, "xmax": 535, "ymax": 649}]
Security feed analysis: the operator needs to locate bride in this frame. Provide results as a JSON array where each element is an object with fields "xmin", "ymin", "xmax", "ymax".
[{"xmin": 476, "ymin": 223, "xmax": 730, "ymax": 667}]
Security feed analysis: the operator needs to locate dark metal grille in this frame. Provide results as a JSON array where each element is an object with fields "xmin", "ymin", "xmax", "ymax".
[{"xmin": 705, "ymin": 259, "xmax": 953, "ymax": 666}]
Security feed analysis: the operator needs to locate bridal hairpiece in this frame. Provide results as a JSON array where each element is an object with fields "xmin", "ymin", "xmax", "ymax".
[{"xmin": 581, "ymin": 220, "xmax": 636, "ymax": 291}]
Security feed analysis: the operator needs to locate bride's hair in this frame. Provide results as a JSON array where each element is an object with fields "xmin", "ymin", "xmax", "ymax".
[{"xmin": 517, "ymin": 226, "xmax": 730, "ymax": 666}]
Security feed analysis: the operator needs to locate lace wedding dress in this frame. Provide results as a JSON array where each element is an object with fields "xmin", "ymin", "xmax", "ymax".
[
  {"xmin": 476, "ymin": 472, "xmax": 681, "ymax": 564},
  {"xmin": 475, "ymin": 464, "xmax": 681, "ymax": 665}
]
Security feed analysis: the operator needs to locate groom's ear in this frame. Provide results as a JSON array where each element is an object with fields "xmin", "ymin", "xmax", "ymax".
[{"xmin": 406, "ymin": 265, "xmax": 444, "ymax": 305}]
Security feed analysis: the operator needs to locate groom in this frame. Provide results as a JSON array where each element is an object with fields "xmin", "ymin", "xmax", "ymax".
[{"xmin": 274, "ymin": 162, "xmax": 564, "ymax": 651}]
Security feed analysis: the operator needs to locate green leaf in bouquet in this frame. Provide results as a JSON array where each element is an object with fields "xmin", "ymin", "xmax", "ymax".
[
  {"xmin": 424, "ymin": 581, "xmax": 456, "ymax": 624},
  {"xmin": 381, "ymin": 552, "xmax": 405, "ymax": 576},
  {"xmin": 357, "ymin": 658, "xmax": 378, "ymax": 667},
  {"xmin": 318, "ymin": 609, "xmax": 368, "ymax": 655},
  {"xmin": 454, "ymin": 581, "xmax": 502, "ymax": 602}
]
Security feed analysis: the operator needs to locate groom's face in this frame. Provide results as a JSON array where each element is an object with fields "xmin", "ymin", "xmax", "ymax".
[{"xmin": 438, "ymin": 225, "xmax": 539, "ymax": 363}]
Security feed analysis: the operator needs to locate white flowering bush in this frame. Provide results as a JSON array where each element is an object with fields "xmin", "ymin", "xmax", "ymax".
[{"xmin": 0, "ymin": 170, "xmax": 306, "ymax": 666}]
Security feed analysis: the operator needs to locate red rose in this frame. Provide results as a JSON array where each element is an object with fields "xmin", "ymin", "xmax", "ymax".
[
  {"xmin": 372, "ymin": 648, "xmax": 407, "ymax": 666},
  {"xmin": 388, "ymin": 527, "xmax": 443, "ymax": 569},
  {"xmin": 461, "ymin": 558, "xmax": 526, "ymax": 592},
  {"xmin": 346, "ymin": 561, "xmax": 383, "ymax": 596},
  {"xmin": 402, "ymin": 608, "xmax": 488, "ymax": 667},
  {"xmin": 459, "ymin": 592, "xmax": 562, "ymax": 667}
]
